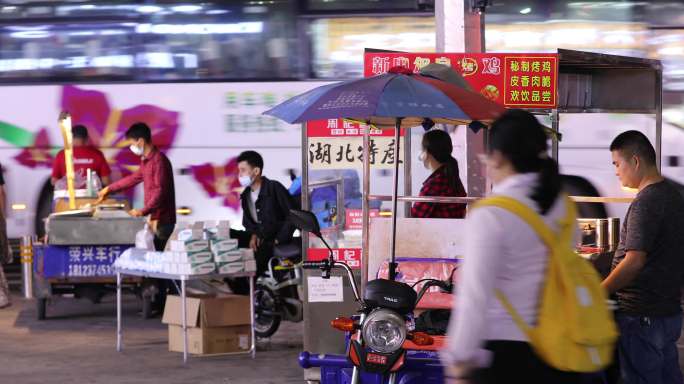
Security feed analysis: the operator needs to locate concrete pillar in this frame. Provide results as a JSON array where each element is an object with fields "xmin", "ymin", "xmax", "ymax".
[{"xmin": 435, "ymin": 0, "xmax": 489, "ymax": 197}]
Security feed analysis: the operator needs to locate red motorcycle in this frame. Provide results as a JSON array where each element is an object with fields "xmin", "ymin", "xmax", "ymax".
[{"xmin": 291, "ymin": 209, "xmax": 453, "ymax": 384}]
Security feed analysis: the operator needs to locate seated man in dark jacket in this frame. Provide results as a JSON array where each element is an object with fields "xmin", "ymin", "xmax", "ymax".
[{"xmin": 238, "ymin": 151, "xmax": 295, "ymax": 276}]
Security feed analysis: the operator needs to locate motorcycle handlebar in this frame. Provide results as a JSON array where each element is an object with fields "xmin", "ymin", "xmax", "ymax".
[
  {"xmin": 415, "ymin": 279, "xmax": 453, "ymax": 305},
  {"xmin": 302, "ymin": 261, "xmax": 327, "ymax": 270},
  {"xmin": 302, "ymin": 259, "xmax": 362, "ymax": 303}
]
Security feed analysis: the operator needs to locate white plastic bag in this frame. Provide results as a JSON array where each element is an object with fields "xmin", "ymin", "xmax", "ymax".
[{"xmin": 135, "ymin": 224, "xmax": 155, "ymax": 250}]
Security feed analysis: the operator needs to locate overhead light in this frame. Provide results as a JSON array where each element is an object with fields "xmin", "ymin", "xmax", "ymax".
[
  {"xmin": 69, "ymin": 31, "xmax": 96, "ymax": 37},
  {"xmin": 206, "ymin": 9, "xmax": 229, "ymax": 15},
  {"xmin": 6, "ymin": 25, "xmax": 48, "ymax": 32},
  {"xmin": 243, "ymin": 6, "xmax": 268, "ymax": 14},
  {"xmin": 137, "ymin": 5, "xmax": 162, "ymax": 14},
  {"xmin": 80, "ymin": 4, "xmax": 96, "ymax": 10},
  {"xmin": 10, "ymin": 31, "xmax": 51, "ymax": 39},
  {"xmin": 172, "ymin": 5, "xmax": 202, "ymax": 13},
  {"xmin": 11, "ymin": 203, "xmax": 26, "ymax": 211},
  {"xmin": 520, "ymin": 7, "xmax": 532, "ymax": 14},
  {"xmin": 135, "ymin": 22, "xmax": 263, "ymax": 35},
  {"xmin": 101, "ymin": 29, "xmax": 126, "ymax": 36}
]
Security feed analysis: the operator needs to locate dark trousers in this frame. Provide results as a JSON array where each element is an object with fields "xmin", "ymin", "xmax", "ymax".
[
  {"xmin": 616, "ymin": 313, "xmax": 684, "ymax": 384},
  {"xmin": 255, "ymin": 241, "xmax": 274, "ymax": 277},
  {"xmin": 153, "ymin": 223, "xmax": 175, "ymax": 252},
  {"xmin": 227, "ymin": 229, "xmax": 273, "ymax": 277},
  {"xmin": 222, "ymin": 229, "xmax": 255, "ymax": 296},
  {"xmin": 151, "ymin": 223, "xmax": 175, "ymax": 311},
  {"xmin": 472, "ymin": 341, "xmax": 582, "ymax": 384}
]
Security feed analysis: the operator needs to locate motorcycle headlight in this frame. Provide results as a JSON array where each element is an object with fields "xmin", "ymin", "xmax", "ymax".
[{"xmin": 361, "ymin": 309, "xmax": 407, "ymax": 354}]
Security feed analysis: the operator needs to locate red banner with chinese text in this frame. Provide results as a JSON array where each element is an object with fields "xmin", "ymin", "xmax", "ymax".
[
  {"xmin": 363, "ymin": 52, "xmax": 558, "ymax": 109},
  {"xmin": 307, "ymin": 118, "xmax": 405, "ymax": 137},
  {"xmin": 345, "ymin": 209, "xmax": 380, "ymax": 230},
  {"xmin": 308, "ymin": 248, "xmax": 361, "ymax": 269}
]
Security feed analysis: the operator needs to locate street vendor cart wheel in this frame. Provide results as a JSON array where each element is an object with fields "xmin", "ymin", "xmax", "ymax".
[
  {"xmin": 254, "ymin": 284, "xmax": 281, "ymax": 338},
  {"xmin": 36, "ymin": 298, "xmax": 47, "ymax": 320}
]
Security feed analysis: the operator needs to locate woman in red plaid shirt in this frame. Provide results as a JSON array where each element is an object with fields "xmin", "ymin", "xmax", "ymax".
[{"xmin": 411, "ymin": 130, "xmax": 467, "ymax": 218}]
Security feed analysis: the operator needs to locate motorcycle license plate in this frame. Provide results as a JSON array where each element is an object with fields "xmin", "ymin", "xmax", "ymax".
[{"xmin": 366, "ymin": 353, "xmax": 388, "ymax": 365}]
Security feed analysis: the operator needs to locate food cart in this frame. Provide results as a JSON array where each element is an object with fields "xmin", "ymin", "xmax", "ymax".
[
  {"xmin": 292, "ymin": 49, "xmax": 662, "ymax": 383},
  {"xmin": 30, "ymin": 113, "xmax": 148, "ymax": 319},
  {"xmin": 32, "ymin": 205, "xmax": 146, "ymax": 319}
]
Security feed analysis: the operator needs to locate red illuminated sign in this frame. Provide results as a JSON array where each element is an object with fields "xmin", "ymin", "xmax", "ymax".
[
  {"xmin": 307, "ymin": 248, "xmax": 361, "ymax": 269},
  {"xmin": 363, "ymin": 52, "xmax": 558, "ymax": 109},
  {"xmin": 345, "ymin": 209, "xmax": 380, "ymax": 230}
]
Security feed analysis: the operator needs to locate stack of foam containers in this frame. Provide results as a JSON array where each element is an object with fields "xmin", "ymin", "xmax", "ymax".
[
  {"xmin": 116, "ymin": 220, "xmax": 258, "ymax": 275},
  {"xmin": 209, "ymin": 221, "xmax": 257, "ymax": 274}
]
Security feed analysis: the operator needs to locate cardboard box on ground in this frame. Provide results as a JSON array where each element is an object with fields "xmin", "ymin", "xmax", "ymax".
[{"xmin": 162, "ymin": 294, "xmax": 252, "ymax": 355}]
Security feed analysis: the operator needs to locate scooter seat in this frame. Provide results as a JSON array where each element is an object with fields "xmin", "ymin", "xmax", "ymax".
[{"xmin": 273, "ymin": 243, "xmax": 301, "ymax": 261}]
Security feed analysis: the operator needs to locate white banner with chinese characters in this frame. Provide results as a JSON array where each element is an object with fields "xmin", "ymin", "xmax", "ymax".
[{"xmin": 308, "ymin": 136, "xmax": 405, "ymax": 170}]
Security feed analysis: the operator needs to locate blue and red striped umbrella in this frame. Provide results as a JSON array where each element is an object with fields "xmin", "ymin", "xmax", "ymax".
[{"xmin": 263, "ymin": 66, "xmax": 504, "ymax": 129}]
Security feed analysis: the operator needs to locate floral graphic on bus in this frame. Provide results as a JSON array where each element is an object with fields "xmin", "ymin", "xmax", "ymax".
[
  {"xmin": 3, "ymin": 85, "xmax": 247, "ymax": 211},
  {"xmin": 12, "ymin": 128, "xmax": 54, "ymax": 168},
  {"xmin": 189, "ymin": 158, "xmax": 242, "ymax": 210},
  {"xmin": 12, "ymin": 85, "xmax": 179, "ymax": 180},
  {"xmin": 59, "ymin": 85, "xmax": 179, "ymax": 173}
]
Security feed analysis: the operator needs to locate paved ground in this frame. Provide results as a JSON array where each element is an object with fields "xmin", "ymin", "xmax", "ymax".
[
  {"xmin": 0, "ymin": 293, "xmax": 305, "ymax": 384},
  {"xmin": 5, "ymin": 289, "xmax": 684, "ymax": 384}
]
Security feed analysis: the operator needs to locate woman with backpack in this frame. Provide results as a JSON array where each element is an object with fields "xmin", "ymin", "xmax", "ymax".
[{"xmin": 441, "ymin": 109, "xmax": 584, "ymax": 383}]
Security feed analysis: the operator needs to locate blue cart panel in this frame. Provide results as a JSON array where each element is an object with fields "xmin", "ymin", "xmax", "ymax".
[
  {"xmin": 300, "ymin": 351, "xmax": 445, "ymax": 384},
  {"xmin": 34, "ymin": 244, "xmax": 132, "ymax": 279}
]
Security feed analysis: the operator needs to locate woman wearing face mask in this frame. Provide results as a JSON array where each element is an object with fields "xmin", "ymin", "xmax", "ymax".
[
  {"xmin": 410, "ymin": 129, "xmax": 467, "ymax": 219},
  {"xmin": 442, "ymin": 109, "xmax": 580, "ymax": 384}
]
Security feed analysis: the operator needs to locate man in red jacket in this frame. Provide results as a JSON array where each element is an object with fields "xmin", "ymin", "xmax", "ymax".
[
  {"xmin": 97, "ymin": 122, "xmax": 176, "ymax": 315},
  {"xmin": 97, "ymin": 122, "xmax": 176, "ymax": 249},
  {"xmin": 51, "ymin": 125, "xmax": 111, "ymax": 186}
]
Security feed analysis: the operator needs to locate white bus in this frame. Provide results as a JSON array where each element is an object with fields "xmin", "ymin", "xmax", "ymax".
[{"xmin": 0, "ymin": 81, "xmax": 327, "ymax": 238}]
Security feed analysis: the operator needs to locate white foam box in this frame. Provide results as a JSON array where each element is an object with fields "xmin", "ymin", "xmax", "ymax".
[
  {"xmin": 174, "ymin": 251, "xmax": 214, "ymax": 264},
  {"xmin": 162, "ymin": 263, "xmax": 173, "ymax": 274},
  {"xmin": 217, "ymin": 259, "xmax": 257, "ymax": 274},
  {"xmin": 158, "ymin": 252, "xmax": 175, "ymax": 263},
  {"xmin": 241, "ymin": 249, "xmax": 255, "ymax": 261},
  {"xmin": 170, "ymin": 239, "xmax": 210, "ymax": 253},
  {"xmin": 214, "ymin": 250, "xmax": 242, "ymax": 263},
  {"xmin": 210, "ymin": 238, "xmax": 239, "ymax": 253},
  {"xmin": 244, "ymin": 259, "xmax": 257, "ymax": 272},
  {"xmin": 178, "ymin": 262, "xmax": 216, "ymax": 275},
  {"xmin": 204, "ymin": 221, "xmax": 231, "ymax": 239},
  {"xmin": 217, "ymin": 261, "xmax": 245, "ymax": 274}
]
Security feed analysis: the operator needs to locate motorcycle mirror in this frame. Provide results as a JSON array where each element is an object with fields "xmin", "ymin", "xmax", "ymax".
[{"xmin": 288, "ymin": 209, "xmax": 322, "ymax": 237}]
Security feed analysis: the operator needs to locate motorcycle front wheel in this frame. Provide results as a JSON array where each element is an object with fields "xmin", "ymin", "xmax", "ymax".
[{"xmin": 254, "ymin": 283, "xmax": 282, "ymax": 338}]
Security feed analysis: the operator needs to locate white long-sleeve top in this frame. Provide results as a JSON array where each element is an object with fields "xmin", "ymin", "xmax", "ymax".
[{"xmin": 442, "ymin": 172, "xmax": 572, "ymax": 365}]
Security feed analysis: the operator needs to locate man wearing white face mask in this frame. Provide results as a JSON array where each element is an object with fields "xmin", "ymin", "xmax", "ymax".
[
  {"xmin": 97, "ymin": 122, "xmax": 176, "ymax": 250},
  {"xmin": 237, "ymin": 150, "xmax": 295, "ymax": 276},
  {"xmin": 97, "ymin": 123, "xmax": 176, "ymax": 315}
]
